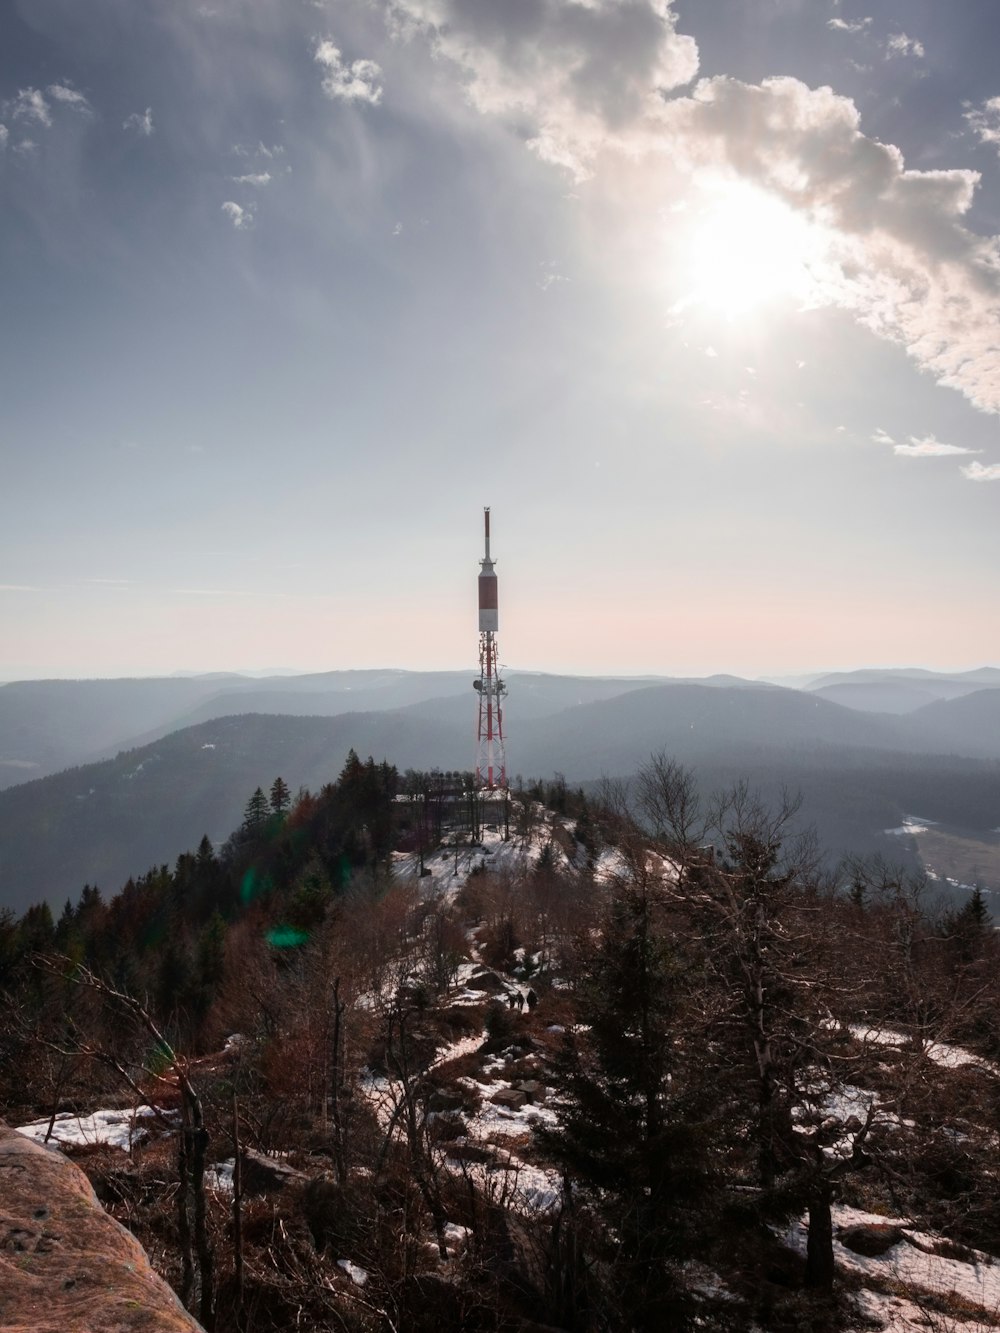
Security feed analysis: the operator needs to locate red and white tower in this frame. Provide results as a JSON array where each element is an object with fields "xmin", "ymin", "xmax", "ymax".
[{"xmin": 474, "ymin": 507, "xmax": 507, "ymax": 791}]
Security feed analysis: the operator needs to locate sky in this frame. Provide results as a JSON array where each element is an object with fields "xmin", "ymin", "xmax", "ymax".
[{"xmin": 2, "ymin": 0, "xmax": 1000, "ymax": 681}]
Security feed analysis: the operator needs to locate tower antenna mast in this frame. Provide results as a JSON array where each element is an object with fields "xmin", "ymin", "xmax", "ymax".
[{"xmin": 474, "ymin": 507, "xmax": 507, "ymax": 791}]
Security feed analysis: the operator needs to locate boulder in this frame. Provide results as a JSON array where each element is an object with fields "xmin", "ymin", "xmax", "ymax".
[
  {"xmin": 837, "ymin": 1223, "xmax": 906, "ymax": 1257},
  {"xmin": 490, "ymin": 1088, "xmax": 527, "ymax": 1111},
  {"xmin": 443, "ymin": 1141, "xmax": 494, "ymax": 1164},
  {"xmin": 515, "ymin": 1081, "xmax": 547, "ymax": 1105},
  {"xmin": 0, "ymin": 1121, "xmax": 203, "ymax": 1333},
  {"xmin": 239, "ymin": 1147, "xmax": 308, "ymax": 1195},
  {"xmin": 467, "ymin": 969, "xmax": 507, "ymax": 993}
]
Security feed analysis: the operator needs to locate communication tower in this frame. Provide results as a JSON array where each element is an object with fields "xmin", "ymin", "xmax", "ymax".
[{"xmin": 474, "ymin": 507, "xmax": 507, "ymax": 791}]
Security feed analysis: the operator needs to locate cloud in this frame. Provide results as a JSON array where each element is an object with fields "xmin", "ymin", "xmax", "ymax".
[
  {"xmin": 885, "ymin": 33, "xmax": 924, "ymax": 60},
  {"xmin": 388, "ymin": 7, "xmax": 1000, "ymax": 413},
  {"xmin": 230, "ymin": 171, "xmax": 271, "ymax": 186},
  {"xmin": 2, "ymin": 83, "xmax": 90, "ymax": 135},
  {"xmin": 966, "ymin": 97, "xmax": 1000, "ymax": 151},
  {"xmin": 0, "ymin": 125, "xmax": 7, "ymax": 150},
  {"xmin": 961, "ymin": 461, "xmax": 1000, "ymax": 481},
  {"xmin": 7, "ymin": 87, "xmax": 51, "ymax": 127},
  {"xmin": 389, "ymin": 0, "xmax": 698, "ymax": 176},
  {"xmin": 892, "ymin": 435, "xmax": 978, "ymax": 457},
  {"xmin": 124, "ymin": 107, "xmax": 154, "ymax": 136},
  {"xmin": 314, "ymin": 39, "xmax": 383, "ymax": 104},
  {"xmin": 47, "ymin": 84, "xmax": 91, "ymax": 112},
  {"xmin": 221, "ymin": 200, "xmax": 255, "ymax": 229},
  {"xmin": 872, "ymin": 428, "xmax": 894, "ymax": 445},
  {"xmin": 233, "ymin": 141, "xmax": 285, "ymax": 159},
  {"xmin": 827, "ymin": 18, "xmax": 872, "ymax": 34},
  {"xmin": 658, "ymin": 76, "xmax": 1000, "ymax": 411}
]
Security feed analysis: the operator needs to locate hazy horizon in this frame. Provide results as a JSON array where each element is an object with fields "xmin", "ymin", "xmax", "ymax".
[{"xmin": 2, "ymin": 661, "xmax": 998, "ymax": 688}]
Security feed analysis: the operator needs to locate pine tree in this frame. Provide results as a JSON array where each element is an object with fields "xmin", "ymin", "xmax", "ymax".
[
  {"xmin": 270, "ymin": 776, "xmax": 291, "ymax": 816},
  {"xmin": 542, "ymin": 875, "xmax": 718, "ymax": 1330},
  {"xmin": 242, "ymin": 787, "xmax": 270, "ymax": 835}
]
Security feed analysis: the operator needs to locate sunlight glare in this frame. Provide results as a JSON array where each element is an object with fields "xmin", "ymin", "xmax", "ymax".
[{"xmin": 676, "ymin": 178, "xmax": 835, "ymax": 319}]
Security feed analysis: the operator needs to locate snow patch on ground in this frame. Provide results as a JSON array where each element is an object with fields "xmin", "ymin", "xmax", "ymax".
[
  {"xmin": 15, "ymin": 1105, "xmax": 173, "ymax": 1151},
  {"xmin": 205, "ymin": 1158, "xmax": 235, "ymax": 1193},
  {"xmin": 849, "ymin": 1024, "xmax": 999, "ymax": 1074},
  {"xmin": 337, "ymin": 1259, "xmax": 368, "ymax": 1286},
  {"xmin": 393, "ymin": 806, "xmax": 575, "ymax": 900},
  {"xmin": 785, "ymin": 1206, "xmax": 1000, "ymax": 1328},
  {"xmin": 430, "ymin": 1029, "xmax": 486, "ymax": 1070}
]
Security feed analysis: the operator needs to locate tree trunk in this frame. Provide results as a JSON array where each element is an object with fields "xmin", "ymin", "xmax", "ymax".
[
  {"xmin": 231, "ymin": 1092, "xmax": 244, "ymax": 1331},
  {"xmin": 805, "ymin": 1180, "xmax": 835, "ymax": 1291}
]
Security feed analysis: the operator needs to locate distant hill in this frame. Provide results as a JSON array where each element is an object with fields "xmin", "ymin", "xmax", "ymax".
[
  {"xmin": 7, "ymin": 666, "xmax": 1000, "ymax": 795},
  {"xmin": 906, "ymin": 689, "xmax": 1000, "ymax": 760},
  {"xmin": 6, "ymin": 680, "xmax": 1000, "ymax": 915},
  {"xmin": 0, "ymin": 675, "xmax": 249, "ymax": 789},
  {"xmin": 811, "ymin": 682, "xmax": 944, "ymax": 714},
  {"xmin": 806, "ymin": 667, "xmax": 1000, "ymax": 714},
  {"xmin": 514, "ymin": 682, "xmax": 911, "ymax": 773},
  {"xmin": 0, "ymin": 709, "xmax": 471, "ymax": 917},
  {"xmin": 0, "ymin": 669, "xmax": 668, "ymax": 791}
]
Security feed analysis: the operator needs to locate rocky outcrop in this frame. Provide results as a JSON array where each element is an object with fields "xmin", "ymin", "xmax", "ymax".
[
  {"xmin": 0, "ymin": 1122, "xmax": 203, "ymax": 1333},
  {"xmin": 239, "ymin": 1147, "xmax": 308, "ymax": 1195}
]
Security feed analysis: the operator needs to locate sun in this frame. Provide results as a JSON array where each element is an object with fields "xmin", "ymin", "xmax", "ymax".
[{"xmin": 672, "ymin": 177, "xmax": 836, "ymax": 320}]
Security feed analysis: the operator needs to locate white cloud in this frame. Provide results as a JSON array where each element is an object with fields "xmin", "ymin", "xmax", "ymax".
[
  {"xmin": 893, "ymin": 435, "xmax": 978, "ymax": 457},
  {"xmin": 961, "ymin": 461, "xmax": 1000, "ymax": 481},
  {"xmin": 389, "ymin": 0, "xmax": 698, "ymax": 177},
  {"xmin": 47, "ymin": 84, "xmax": 91, "ymax": 112},
  {"xmin": 232, "ymin": 141, "xmax": 285, "ymax": 160},
  {"xmin": 389, "ymin": 7, "xmax": 1000, "ymax": 413},
  {"xmin": 872, "ymin": 428, "xmax": 895, "ymax": 445},
  {"xmin": 230, "ymin": 171, "xmax": 271, "ymax": 186},
  {"xmin": 885, "ymin": 33, "xmax": 924, "ymax": 60},
  {"xmin": 314, "ymin": 39, "xmax": 383, "ymax": 105},
  {"xmin": 0, "ymin": 125, "xmax": 7, "ymax": 150},
  {"xmin": 965, "ymin": 97, "xmax": 1000, "ymax": 151},
  {"xmin": 827, "ymin": 17, "xmax": 872, "ymax": 34},
  {"xmin": 221, "ymin": 200, "xmax": 255, "ymax": 229},
  {"xmin": 124, "ymin": 107, "xmax": 154, "ymax": 136},
  {"xmin": 657, "ymin": 76, "xmax": 1000, "ymax": 412},
  {"xmin": 7, "ymin": 87, "xmax": 51, "ymax": 127}
]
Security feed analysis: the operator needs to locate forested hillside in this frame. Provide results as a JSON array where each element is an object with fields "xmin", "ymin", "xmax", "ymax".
[
  {"xmin": 7, "ymin": 680, "xmax": 1000, "ymax": 915},
  {"xmin": 5, "ymin": 756, "xmax": 1000, "ymax": 1331}
]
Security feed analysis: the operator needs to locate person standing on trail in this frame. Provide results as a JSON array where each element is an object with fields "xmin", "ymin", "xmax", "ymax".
[
  {"xmin": 525, "ymin": 989, "xmax": 538, "ymax": 1012},
  {"xmin": 515, "ymin": 992, "xmax": 525, "ymax": 1012}
]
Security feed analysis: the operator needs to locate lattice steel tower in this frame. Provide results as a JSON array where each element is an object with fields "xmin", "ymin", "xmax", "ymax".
[{"xmin": 474, "ymin": 507, "xmax": 507, "ymax": 791}]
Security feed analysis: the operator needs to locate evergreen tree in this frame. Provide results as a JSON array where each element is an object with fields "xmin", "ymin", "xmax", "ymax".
[
  {"xmin": 17, "ymin": 901, "xmax": 55, "ymax": 956},
  {"xmin": 542, "ymin": 876, "xmax": 717, "ymax": 1330},
  {"xmin": 242, "ymin": 787, "xmax": 270, "ymax": 835},
  {"xmin": 270, "ymin": 776, "xmax": 291, "ymax": 816}
]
